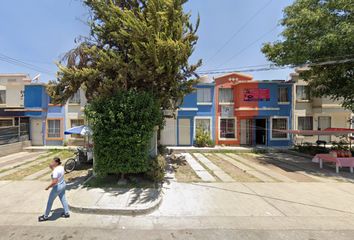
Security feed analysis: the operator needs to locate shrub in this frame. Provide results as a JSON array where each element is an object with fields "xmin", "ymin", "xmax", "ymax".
[
  {"xmin": 145, "ymin": 155, "xmax": 166, "ymax": 182},
  {"xmin": 195, "ymin": 129, "xmax": 214, "ymax": 147},
  {"xmin": 331, "ymin": 140, "xmax": 350, "ymax": 151},
  {"xmin": 85, "ymin": 90, "xmax": 163, "ymax": 177}
]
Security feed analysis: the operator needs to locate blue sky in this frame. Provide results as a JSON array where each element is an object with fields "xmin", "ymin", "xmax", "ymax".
[{"xmin": 0, "ymin": 0, "xmax": 294, "ymax": 81}]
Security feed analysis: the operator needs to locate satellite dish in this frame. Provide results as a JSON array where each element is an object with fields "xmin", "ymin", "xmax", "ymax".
[{"xmin": 32, "ymin": 74, "xmax": 41, "ymax": 82}]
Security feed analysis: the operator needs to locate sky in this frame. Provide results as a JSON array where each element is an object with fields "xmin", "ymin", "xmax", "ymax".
[{"xmin": 0, "ymin": 0, "xmax": 295, "ymax": 82}]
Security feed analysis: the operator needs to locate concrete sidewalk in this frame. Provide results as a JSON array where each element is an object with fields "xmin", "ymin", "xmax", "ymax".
[{"xmin": 67, "ymin": 185, "xmax": 162, "ymax": 215}]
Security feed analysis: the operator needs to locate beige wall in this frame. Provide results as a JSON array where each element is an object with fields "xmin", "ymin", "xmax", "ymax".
[
  {"xmin": 64, "ymin": 88, "xmax": 87, "ymax": 144},
  {"xmin": 0, "ymin": 74, "xmax": 29, "ymax": 107},
  {"xmin": 291, "ymin": 69, "xmax": 353, "ymax": 145}
]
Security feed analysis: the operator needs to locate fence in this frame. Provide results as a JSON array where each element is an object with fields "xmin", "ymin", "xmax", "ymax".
[{"xmin": 0, "ymin": 124, "xmax": 29, "ymax": 145}]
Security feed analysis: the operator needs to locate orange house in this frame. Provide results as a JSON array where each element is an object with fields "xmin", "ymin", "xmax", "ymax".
[{"xmin": 214, "ymin": 72, "xmax": 255, "ymax": 145}]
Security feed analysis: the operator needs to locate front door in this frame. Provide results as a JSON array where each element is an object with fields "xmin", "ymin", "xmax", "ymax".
[
  {"xmin": 178, "ymin": 118, "xmax": 191, "ymax": 145},
  {"xmin": 30, "ymin": 119, "xmax": 43, "ymax": 146},
  {"xmin": 255, "ymin": 119, "xmax": 266, "ymax": 145},
  {"xmin": 318, "ymin": 116, "xmax": 331, "ymax": 143}
]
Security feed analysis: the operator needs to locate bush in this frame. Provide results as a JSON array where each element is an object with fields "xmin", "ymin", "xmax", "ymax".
[
  {"xmin": 331, "ymin": 140, "xmax": 350, "ymax": 151},
  {"xmin": 195, "ymin": 129, "xmax": 214, "ymax": 147},
  {"xmin": 85, "ymin": 90, "xmax": 163, "ymax": 177},
  {"xmin": 145, "ymin": 155, "xmax": 166, "ymax": 182},
  {"xmin": 294, "ymin": 144, "xmax": 329, "ymax": 156}
]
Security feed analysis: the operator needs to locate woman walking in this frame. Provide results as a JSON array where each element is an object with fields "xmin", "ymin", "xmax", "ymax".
[{"xmin": 38, "ymin": 157, "xmax": 70, "ymax": 221}]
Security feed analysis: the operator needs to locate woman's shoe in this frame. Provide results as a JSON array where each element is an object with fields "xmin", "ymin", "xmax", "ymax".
[
  {"xmin": 61, "ymin": 213, "xmax": 70, "ymax": 218},
  {"xmin": 38, "ymin": 215, "xmax": 49, "ymax": 222}
]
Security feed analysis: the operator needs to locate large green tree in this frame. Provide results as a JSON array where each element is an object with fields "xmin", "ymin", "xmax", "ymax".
[
  {"xmin": 262, "ymin": 0, "xmax": 354, "ymax": 111},
  {"xmin": 48, "ymin": 0, "xmax": 201, "ymax": 109}
]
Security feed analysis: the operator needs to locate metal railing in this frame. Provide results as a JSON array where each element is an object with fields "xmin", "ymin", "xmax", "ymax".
[{"xmin": 0, "ymin": 124, "xmax": 29, "ymax": 145}]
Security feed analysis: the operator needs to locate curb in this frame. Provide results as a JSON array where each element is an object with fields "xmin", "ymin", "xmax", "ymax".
[{"xmin": 68, "ymin": 188, "xmax": 163, "ymax": 216}]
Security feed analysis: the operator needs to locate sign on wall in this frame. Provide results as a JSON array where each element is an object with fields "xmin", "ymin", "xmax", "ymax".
[
  {"xmin": 221, "ymin": 105, "xmax": 234, "ymax": 117},
  {"xmin": 243, "ymin": 88, "xmax": 270, "ymax": 102}
]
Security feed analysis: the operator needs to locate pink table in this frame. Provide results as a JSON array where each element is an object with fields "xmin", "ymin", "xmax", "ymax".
[{"xmin": 312, "ymin": 154, "xmax": 354, "ymax": 173}]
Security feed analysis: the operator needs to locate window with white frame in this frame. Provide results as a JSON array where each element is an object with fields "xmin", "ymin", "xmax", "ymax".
[
  {"xmin": 47, "ymin": 120, "xmax": 61, "ymax": 138},
  {"xmin": 298, "ymin": 116, "xmax": 313, "ymax": 130},
  {"xmin": 278, "ymin": 87, "xmax": 289, "ymax": 102},
  {"xmin": 0, "ymin": 90, "xmax": 6, "ymax": 104},
  {"xmin": 197, "ymin": 88, "xmax": 211, "ymax": 103},
  {"xmin": 195, "ymin": 118, "xmax": 211, "ymax": 136},
  {"xmin": 218, "ymin": 88, "xmax": 233, "ymax": 103},
  {"xmin": 296, "ymin": 85, "xmax": 310, "ymax": 101},
  {"xmin": 271, "ymin": 118, "xmax": 288, "ymax": 139},
  {"xmin": 69, "ymin": 91, "xmax": 81, "ymax": 104},
  {"xmin": 220, "ymin": 118, "xmax": 235, "ymax": 139},
  {"xmin": 0, "ymin": 119, "xmax": 13, "ymax": 127}
]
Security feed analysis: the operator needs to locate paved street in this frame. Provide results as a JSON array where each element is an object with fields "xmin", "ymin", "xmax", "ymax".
[{"xmin": 2, "ymin": 151, "xmax": 354, "ymax": 239}]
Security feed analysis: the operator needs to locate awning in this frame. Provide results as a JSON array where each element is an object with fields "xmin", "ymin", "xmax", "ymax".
[
  {"xmin": 64, "ymin": 125, "xmax": 92, "ymax": 136},
  {"xmin": 275, "ymin": 128, "xmax": 354, "ymax": 136}
]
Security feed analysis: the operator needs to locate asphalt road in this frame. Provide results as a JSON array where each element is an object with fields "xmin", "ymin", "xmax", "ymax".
[{"xmin": 2, "ymin": 226, "xmax": 354, "ymax": 240}]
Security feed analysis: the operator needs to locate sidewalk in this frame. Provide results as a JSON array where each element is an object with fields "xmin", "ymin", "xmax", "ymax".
[{"xmin": 66, "ymin": 184, "xmax": 162, "ymax": 215}]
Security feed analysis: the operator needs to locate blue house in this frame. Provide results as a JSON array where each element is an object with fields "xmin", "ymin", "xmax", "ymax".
[
  {"xmin": 257, "ymin": 81, "xmax": 293, "ymax": 147},
  {"xmin": 176, "ymin": 76, "xmax": 215, "ymax": 146},
  {"xmin": 24, "ymin": 84, "xmax": 48, "ymax": 146}
]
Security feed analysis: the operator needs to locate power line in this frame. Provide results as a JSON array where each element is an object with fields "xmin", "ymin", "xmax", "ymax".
[
  {"xmin": 0, "ymin": 53, "xmax": 56, "ymax": 77},
  {"xmin": 203, "ymin": 0, "xmax": 273, "ymax": 67},
  {"xmin": 215, "ymin": 25, "xmax": 278, "ymax": 69},
  {"xmin": 197, "ymin": 58, "xmax": 354, "ymax": 75}
]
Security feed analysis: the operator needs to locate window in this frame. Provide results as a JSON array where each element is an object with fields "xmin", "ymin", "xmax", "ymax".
[
  {"xmin": 47, "ymin": 120, "xmax": 61, "ymax": 138},
  {"xmin": 197, "ymin": 88, "xmax": 211, "ymax": 103},
  {"xmin": 70, "ymin": 119, "xmax": 85, "ymax": 138},
  {"xmin": 272, "ymin": 118, "xmax": 288, "ymax": 139},
  {"xmin": 195, "ymin": 118, "xmax": 211, "ymax": 136},
  {"xmin": 219, "ymin": 88, "xmax": 233, "ymax": 103},
  {"xmin": 0, "ymin": 119, "xmax": 13, "ymax": 127},
  {"xmin": 296, "ymin": 85, "xmax": 310, "ymax": 101},
  {"xmin": 69, "ymin": 91, "xmax": 81, "ymax": 104},
  {"xmin": 0, "ymin": 90, "xmax": 5, "ymax": 104},
  {"xmin": 220, "ymin": 118, "xmax": 235, "ymax": 139},
  {"xmin": 298, "ymin": 117, "xmax": 313, "ymax": 130},
  {"xmin": 278, "ymin": 87, "xmax": 289, "ymax": 102}
]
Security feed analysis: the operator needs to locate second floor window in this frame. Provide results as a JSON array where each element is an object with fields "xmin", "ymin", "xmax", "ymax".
[
  {"xmin": 69, "ymin": 91, "xmax": 81, "ymax": 104},
  {"xmin": 278, "ymin": 87, "xmax": 289, "ymax": 102},
  {"xmin": 0, "ymin": 90, "xmax": 6, "ymax": 104},
  {"xmin": 197, "ymin": 88, "xmax": 211, "ymax": 103},
  {"xmin": 296, "ymin": 85, "xmax": 310, "ymax": 101},
  {"xmin": 219, "ymin": 88, "xmax": 233, "ymax": 103}
]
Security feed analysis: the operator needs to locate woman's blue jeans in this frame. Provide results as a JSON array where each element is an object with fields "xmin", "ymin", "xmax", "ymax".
[{"xmin": 44, "ymin": 181, "xmax": 70, "ymax": 217}]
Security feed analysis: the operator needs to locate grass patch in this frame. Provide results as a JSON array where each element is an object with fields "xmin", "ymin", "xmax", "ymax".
[
  {"xmin": 184, "ymin": 148, "xmax": 269, "ymax": 154},
  {"xmin": 170, "ymin": 154, "xmax": 201, "ymax": 182},
  {"xmin": 0, "ymin": 150, "xmax": 74, "ymax": 181},
  {"xmin": 0, "ymin": 152, "xmax": 54, "ymax": 175},
  {"xmin": 84, "ymin": 174, "xmax": 156, "ymax": 189},
  {"xmin": 191, "ymin": 153, "xmax": 220, "ymax": 181},
  {"xmin": 205, "ymin": 153, "xmax": 260, "ymax": 182}
]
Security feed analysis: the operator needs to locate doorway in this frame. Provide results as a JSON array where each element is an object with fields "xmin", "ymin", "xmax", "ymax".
[
  {"xmin": 178, "ymin": 118, "xmax": 191, "ymax": 145},
  {"xmin": 30, "ymin": 119, "xmax": 43, "ymax": 146},
  {"xmin": 318, "ymin": 116, "xmax": 331, "ymax": 143},
  {"xmin": 255, "ymin": 119, "xmax": 266, "ymax": 145}
]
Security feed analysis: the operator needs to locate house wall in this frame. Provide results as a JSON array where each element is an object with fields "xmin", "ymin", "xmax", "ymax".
[
  {"xmin": 215, "ymin": 73, "xmax": 293, "ymax": 147},
  {"xmin": 175, "ymin": 83, "xmax": 215, "ymax": 146},
  {"xmin": 65, "ymin": 89, "xmax": 87, "ymax": 145},
  {"xmin": 24, "ymin": 84, "xmax": 48, "ymax": 146},
  {"xmin": 292, "ymin": 71, "xmax": 352, "ymax": 145},
  {"xmin": 46, "ymin": 103, "xmax": 65, "ymax": 146}
]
